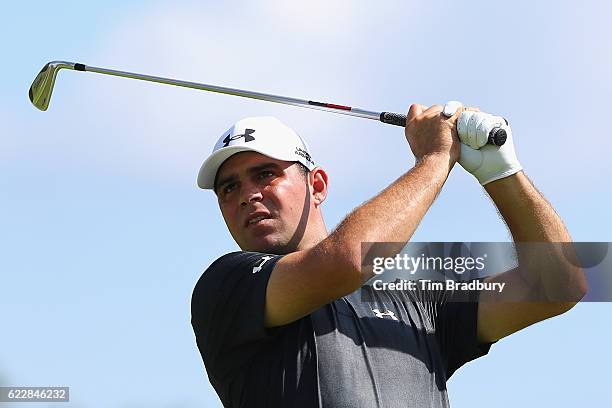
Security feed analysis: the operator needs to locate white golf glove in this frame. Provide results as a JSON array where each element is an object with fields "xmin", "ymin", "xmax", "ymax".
[{"xmin": 444, "ymin": 101, "xmax": 523, "ymax": 185}]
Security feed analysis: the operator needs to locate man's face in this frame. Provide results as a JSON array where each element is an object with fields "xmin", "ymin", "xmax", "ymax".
[{"xmin": 215, "ymin": 151, "xmax": 309, "ymax": 254}]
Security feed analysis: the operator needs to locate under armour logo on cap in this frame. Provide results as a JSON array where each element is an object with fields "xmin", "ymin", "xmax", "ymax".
[
  {"xmin": 222, "ymin": 128, "xmax": 256, "ymax": 147},
  {"xmin": 372, "ymin": 308, "xmax": 399, "ymax": 321}
]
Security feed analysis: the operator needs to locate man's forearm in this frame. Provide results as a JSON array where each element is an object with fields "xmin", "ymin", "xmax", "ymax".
[
  {"xmin": 485, "ymin": 172, "xmax": 587, "ymax": 302},
  {"xmin": 327, "ymin": 153, "xmax": 453, "ymax": 283},
  {"xmin": 485, "ymin": 172, "xmax": 568, "ymax": 242}
]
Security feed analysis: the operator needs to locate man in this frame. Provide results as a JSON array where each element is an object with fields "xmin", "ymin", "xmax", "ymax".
[{"xmin": 191, "ymin": 105, "xmax": 587, "ymax": 407}]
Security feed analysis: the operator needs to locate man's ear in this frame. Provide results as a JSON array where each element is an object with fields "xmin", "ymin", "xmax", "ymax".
[{"xmin": 309, "ymin": 167, "xmax": 328, "ymax": 207}]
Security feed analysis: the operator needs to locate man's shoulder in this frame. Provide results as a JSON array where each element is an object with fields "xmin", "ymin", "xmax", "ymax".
[
  {"xmin": 193, "ymin": 251, "xmax": 282, "ymax": 293},
  {"xmin": 206, "ymin": 251, "xmax": 281, "ymax": 274},
  {"xmin": 207, "ymin": 250, "xmax": 252, "ymax": 271}
]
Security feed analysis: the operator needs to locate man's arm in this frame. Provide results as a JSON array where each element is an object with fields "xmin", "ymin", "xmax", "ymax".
[
  {"xmin": 477, "ymin": 171, "xmax": 588, "ymax": 342},
  {"xmin": 265, "ymin": 104, "xmax": 460, "ymax": 327},
  {"xmin": 267, "ymin": 153, "xmax": 452, "ymax": 326}
]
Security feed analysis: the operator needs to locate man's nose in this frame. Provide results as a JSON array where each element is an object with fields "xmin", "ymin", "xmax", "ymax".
[{"xmin": 240, "ymin": 182, "xmax": 263, "ymax": 206}]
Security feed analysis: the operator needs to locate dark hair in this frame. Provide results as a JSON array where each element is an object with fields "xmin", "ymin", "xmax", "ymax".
[{"xmin": 295, "ymin": 162, "xmax": 310, "ymax": 180}]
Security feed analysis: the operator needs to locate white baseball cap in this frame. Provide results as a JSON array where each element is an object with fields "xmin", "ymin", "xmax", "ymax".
[{"xmin": 197, "ymin": 116, "xmax": 316, "ymax": 190}]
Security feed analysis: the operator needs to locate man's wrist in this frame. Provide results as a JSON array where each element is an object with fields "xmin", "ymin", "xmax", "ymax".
[
  {"xmin": 484, "ymin": 170, "xmax": 527, "ymax": 196},
  {"xmin": 417, "ymin": 152, "xmax": 456, "ymax": 174}
]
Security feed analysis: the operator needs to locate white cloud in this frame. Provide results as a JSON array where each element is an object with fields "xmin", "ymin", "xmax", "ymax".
[
  {"xmin": 14, "ymin": 0, "xmax": 611, "ymax": 195},
  {"xmin": 259, "ymin": 0, "xmax": 360, "ymax": 34},
  {"xmin": 20, "ymin": 1, "xmax": 422, "ymax": 189}
]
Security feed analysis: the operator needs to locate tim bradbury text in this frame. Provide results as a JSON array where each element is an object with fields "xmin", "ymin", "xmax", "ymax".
[{"xmin": 371, "ymin": 279, "xmax": 506, "ymax": 293}]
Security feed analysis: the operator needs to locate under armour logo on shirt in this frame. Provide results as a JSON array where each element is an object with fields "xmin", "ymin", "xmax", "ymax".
[
  {"xmin": 222, "ymin": 128, "xmax": 256, "ymax": 147},
  {"xmin": 371, "ymin": 308, "xmax": 399, "ymax": 321},
  {"xmin": 252, "ymin": 256, "xmax": 273, "ymax": 274}
]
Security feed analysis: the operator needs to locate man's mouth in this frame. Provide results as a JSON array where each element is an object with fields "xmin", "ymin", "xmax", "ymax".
[
  {"xmin": 244, "ymin": 213, "xmax": 272, "ymax": 228},
  {"xmin": 248, "ymin": 216, "xmax": 268, "ymax": 225}
]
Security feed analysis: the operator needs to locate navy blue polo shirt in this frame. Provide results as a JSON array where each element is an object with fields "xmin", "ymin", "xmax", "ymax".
[{"xmin": 191, "ymin": 251, "xmax": 493, "ymax": 407}]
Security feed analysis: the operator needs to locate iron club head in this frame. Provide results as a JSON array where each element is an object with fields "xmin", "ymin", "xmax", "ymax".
[{"xmin": 29, "ymin": 61, "xmax": 75, "ymax": 111}]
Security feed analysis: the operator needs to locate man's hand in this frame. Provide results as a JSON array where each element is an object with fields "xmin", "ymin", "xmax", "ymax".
[
  {"xmin": 405, "ymin": 104, "xmax": 461, "ymax": 170},
  {"xmin": 441, "ymin": 101, "xmax": 523, "ymax": 185},
  {"xmin": 459, "ymin": 124, "xmax": 523, "ymax": 185}
]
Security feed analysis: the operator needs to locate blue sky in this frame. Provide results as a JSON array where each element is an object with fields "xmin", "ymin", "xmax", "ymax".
[{"xmin": 1, "ymin": 1, "xmax": 611, "ymax": 407}]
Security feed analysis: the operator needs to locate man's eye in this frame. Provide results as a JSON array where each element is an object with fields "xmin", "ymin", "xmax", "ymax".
[
  {"xmin": 258, "ymin": 170, "xmax": 274, "ymax": 180},
  {"xmin": 223, "ymin": 183, "xmax": 238, "ymax": 194}
]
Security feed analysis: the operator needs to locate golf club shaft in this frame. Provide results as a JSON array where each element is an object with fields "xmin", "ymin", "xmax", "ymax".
[
  {"xmin": 74, "ymin": 63, "xmax": 405, "ymax": 126},
  {"xmin": 30, "ymin": 61, "xmax": 507, "ymax": 146}
]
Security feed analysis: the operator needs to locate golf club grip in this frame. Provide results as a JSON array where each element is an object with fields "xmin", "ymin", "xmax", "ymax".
[
  {"xmin": 380, "ymin": 111, "xmax": 507, "ymax": 146},
  {"xmin": 380, "ymin": 112, "xmax": 406, "ymax": 127}
]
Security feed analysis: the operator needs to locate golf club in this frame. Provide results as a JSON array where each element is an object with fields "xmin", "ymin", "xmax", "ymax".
[{"xmin": 29, "ymin": 61, "xmax": 507, "ymax": 146}]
